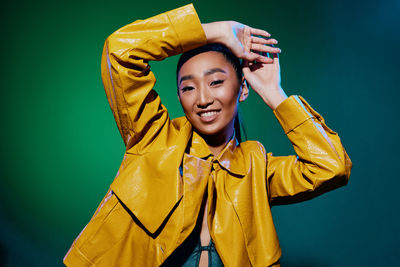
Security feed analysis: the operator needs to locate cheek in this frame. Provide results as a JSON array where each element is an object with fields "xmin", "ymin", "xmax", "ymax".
[
  {"xmin": 216, "ymin": 87, "xmax": 240, "ymax": 109},
  {"xmin": 179, "ymin": 95, "xmax": 194, "ymax": 114}
]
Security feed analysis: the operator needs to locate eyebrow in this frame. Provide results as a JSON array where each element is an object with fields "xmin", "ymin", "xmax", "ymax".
[
  {"xmin": 205, "ymin": 67, "xmax": 226, "ymax": 76},
  {"xmin": 179, "ymin": 75, "xmax": 194, "ymax": 85},
  {"xmin": 179, "ymin": 68, "xmax": 227, "ymax": 85}
]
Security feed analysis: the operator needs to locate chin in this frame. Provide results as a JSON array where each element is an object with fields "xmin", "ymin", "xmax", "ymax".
[
  {"xmin": 194, "ymin": 127, "xmax": 220, "ymax": 136},
  {"xmin": 193, "ymin": 123, "xmax": 230, "ymax": 138},
  {"xmin": 187, "ymin": 116, "xmax": 234, "ymax": 139}
]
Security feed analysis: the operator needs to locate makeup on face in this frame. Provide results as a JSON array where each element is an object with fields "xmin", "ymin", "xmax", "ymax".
[{"xmin": 177, "ymin": 51, "xmax": 244, "ymax": 142}]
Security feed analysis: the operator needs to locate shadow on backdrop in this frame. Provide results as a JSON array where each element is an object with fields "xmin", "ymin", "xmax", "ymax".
[{"xmin": 0, "ymin": 242, "xmax": 7, "ymax": 267}]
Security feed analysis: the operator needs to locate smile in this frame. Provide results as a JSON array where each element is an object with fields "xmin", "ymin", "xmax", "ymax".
[
  {"xmin": 198, "ymin": 110, "xmax": 221, "ymax": 122},
  {"xmin": 199, "ymin": 110, "xmax": 220, "ymax": 117}
]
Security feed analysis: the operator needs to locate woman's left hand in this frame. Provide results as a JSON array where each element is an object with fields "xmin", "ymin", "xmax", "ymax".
[{"xmin": 243, "ymin": 54, "xmax": 288, "ymax": 110}]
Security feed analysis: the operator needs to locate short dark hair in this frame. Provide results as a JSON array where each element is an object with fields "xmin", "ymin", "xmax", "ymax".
[{"xmin": 176, "ymin": 43, "xmax": 243, "ymax": 85}]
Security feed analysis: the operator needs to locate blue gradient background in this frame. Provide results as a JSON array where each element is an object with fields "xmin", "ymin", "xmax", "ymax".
[{"xmin": 1, "ymin": 0, "xmax": 399, "ymax": 266}]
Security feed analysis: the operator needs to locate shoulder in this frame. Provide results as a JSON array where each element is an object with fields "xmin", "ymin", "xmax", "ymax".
[
  {"xmin": 126, "ymin": 116, "xmax": 191, "ymax": 154},
  {"xmin": 239, "ymin": 140, "xmax": 266, "ymax": 158},
  {"xmin": 171, "ymin": 116, "xmax": 190, "ymax": 131},
  {"xmin": 235, "ymin": 140, "xmax": 267, "ymax": 171}
]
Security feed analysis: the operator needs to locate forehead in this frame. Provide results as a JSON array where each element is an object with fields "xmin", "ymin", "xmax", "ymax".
[{"xmin": 178, "ymin": 51, "xmax": 235, "ymax": 78}]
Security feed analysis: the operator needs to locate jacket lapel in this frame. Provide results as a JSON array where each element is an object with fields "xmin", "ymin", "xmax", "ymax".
[{"xmin": 110, "ymin": 118, "xmax": 192, "ymax": 235}]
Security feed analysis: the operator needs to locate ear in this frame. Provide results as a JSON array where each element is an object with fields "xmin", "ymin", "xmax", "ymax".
[{"xmin": 239, "ymin": 78, "xmax": 249, "ymax": 102}]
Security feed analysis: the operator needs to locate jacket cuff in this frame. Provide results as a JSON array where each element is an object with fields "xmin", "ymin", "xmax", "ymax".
[
  {"xmin": 273, "ymin": 95, "xmax": 316, "ymax": 134},
  {"xmin": 166, "ymin": 4, "xmax": 208, "ymax": 53}
]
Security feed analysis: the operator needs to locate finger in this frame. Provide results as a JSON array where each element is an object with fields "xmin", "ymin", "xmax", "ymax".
[
  {"xmin": 250, "ymin": 28, "xmax": 271, "ymax": 37},
  {"xmin": 251, "ymin": 36, "xmax": 278, "ymax": 45},
  {"xmin": 242, "ymin": 48, "xmax": 274, "ymax": 63},
  {"xmin": 259, "ymin": 55, "xmax": 274, "ymax": 63},
  {"xmin": 250, "ymin": 52, "xmax": 274, "ymax": 63},
  {"xmin": 242, "ymin": 60, "xmax": 252, "ymax": 76},
  {"xmin": 250, "ymin": 43, "xmax": 282, "ymax": 54},
  {"xmin": 271, "ymin": 53, "xmax": 280, "ymax": 64},
  {"xmin": 242, "ymin": 60, "xmax": 250, "ymax": 73},
  {"xmin": 242, "ymin": 51, "xmax": 259, "ymax": 63},
  {"xmin": 242, "ymin": 51, "xmax": 257, "ymax": 62}
]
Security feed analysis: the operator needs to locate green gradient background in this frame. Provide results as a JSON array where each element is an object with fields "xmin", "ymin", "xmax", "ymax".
[{"xmin": 1, "ymin": 0, "xmax": 399, "ymax": 266}]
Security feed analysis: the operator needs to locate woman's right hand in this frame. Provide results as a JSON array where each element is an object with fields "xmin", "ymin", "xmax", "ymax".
[{"xmin": 202, "ymin": 21, "xmax": 281, "ymax": 63}]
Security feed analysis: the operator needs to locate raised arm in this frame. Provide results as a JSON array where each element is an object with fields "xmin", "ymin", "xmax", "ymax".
[
  {"xmin": 101, "ymin": 1, "xmax": 285, "ymax": 153},
  {"xmin": 267, "ymin": 96, "xmax": 352, "ymax": 205},
  {"xmin": 101, "ymin": 4, "xmax": 207, "ymax": 151},
  {"xmin": 243, "ymin": 46, "xmax": 351, "ymax": 204}
]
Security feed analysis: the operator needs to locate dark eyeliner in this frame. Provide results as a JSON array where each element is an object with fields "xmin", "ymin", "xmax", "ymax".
[
  {"xmin": 210, "ymin": 80, "xmax": 224, "ymax": 86},
  {"xmin": 181, "ymin": 86, "xmax": 194, "ymax": 92}
]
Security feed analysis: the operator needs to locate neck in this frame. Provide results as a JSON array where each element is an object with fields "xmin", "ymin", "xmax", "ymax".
[{"xmin": 196, "ymin": 127, "xmax": 234, "ymax": 157}]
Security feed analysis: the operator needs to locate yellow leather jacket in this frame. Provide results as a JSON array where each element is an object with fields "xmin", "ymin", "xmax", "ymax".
[{"xmin": 63, "ymin": 4, "xmax": 352, "ymax": 267}]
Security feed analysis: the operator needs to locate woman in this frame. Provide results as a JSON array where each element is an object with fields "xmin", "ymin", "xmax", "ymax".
[{"xmin": 64, "ymin": 4, "xmax": 351, "ymax": 267}]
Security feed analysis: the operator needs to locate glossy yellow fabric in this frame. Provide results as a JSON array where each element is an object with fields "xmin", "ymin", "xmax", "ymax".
[{"xmin": 63, "ymin": 4, "xmax": 352, "ymax": 267}]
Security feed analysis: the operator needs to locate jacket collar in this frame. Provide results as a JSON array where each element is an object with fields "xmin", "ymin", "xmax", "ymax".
[
  {"xmin": 110, "ymin": 117, "xmax": 246, "ymax": 236},
  {"xmin": 189, "ymin": 130, "xmax": 246, "ymax": 176}
]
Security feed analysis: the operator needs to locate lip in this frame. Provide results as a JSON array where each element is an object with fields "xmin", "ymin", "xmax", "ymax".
[{"xmin": 197, "ymin": 109, "xmax": 221, "ymax": 123}]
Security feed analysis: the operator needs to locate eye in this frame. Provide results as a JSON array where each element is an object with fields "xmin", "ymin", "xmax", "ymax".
[
  {"xmin": 180, "ymin": 86, "xmax": 194, "ymax": 92},
  {"xmin": 210, "ymin": 80, "xmax": 224, "ymax": 86}
]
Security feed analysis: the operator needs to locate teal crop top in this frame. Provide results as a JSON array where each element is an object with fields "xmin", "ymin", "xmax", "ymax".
[
  {"xmin": 162, "ymin": 234, "xmax": 223, "ymax": 266},
  {"xmin": 161, "ymin": 216, "xmax": 224, "ymax": 267}
]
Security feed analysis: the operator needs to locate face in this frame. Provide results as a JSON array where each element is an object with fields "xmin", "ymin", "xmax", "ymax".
[{"xmin": 177, "ymin": 51, "xmax": 248, "ymax": 139}]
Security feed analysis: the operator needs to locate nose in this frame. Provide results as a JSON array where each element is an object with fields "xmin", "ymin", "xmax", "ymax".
[{"xmin": 197, "ymin": 86, "xmax": 214, "ymax": 108}]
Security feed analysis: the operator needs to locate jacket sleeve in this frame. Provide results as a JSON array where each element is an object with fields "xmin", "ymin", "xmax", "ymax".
[
  {"xmin": 100, "ymin": 4, "xmax": 207, "ymax": 151},
  {"xmin": 266, "ymin": 95, "xmax": 352, "ymax": 205}
]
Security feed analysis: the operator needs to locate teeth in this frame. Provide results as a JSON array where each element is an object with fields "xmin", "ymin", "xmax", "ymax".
[{"xmin": 200, "ymin": 111, "xmax": 219, "ymax": 117}]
